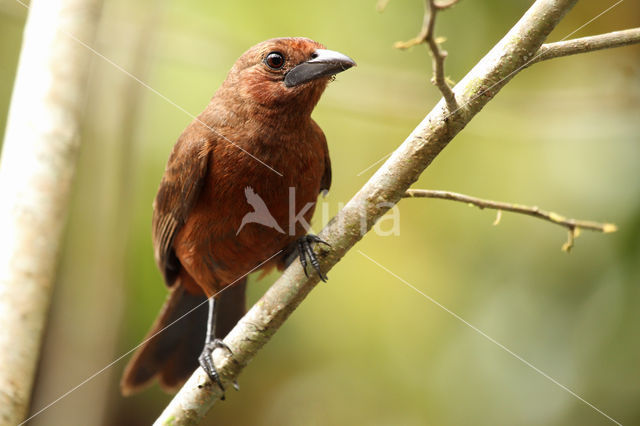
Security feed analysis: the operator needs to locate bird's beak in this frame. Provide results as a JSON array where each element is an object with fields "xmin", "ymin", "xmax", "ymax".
[{"xmin": 284, "ymin": 49, "xmax": 356, "ymax": 88}]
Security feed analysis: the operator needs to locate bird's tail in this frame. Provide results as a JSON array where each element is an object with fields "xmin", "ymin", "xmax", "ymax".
[{"xmin": 120, "ymin": 277, "xmax": 246, "ymax": 395}]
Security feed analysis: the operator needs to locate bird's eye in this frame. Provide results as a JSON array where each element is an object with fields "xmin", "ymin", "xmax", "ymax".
[{"xmin": 265, "ymin": 52, "xmax": 285, "ymax": 70}]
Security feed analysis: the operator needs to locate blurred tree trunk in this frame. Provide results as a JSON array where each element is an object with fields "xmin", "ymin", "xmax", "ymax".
[
  {"xmin": 28, "ymin": 2, "xmax": 163, "ymax": 423},
  {"xmin": 0, "ymin": 0, "xmax": 103, "ymax": 424}
]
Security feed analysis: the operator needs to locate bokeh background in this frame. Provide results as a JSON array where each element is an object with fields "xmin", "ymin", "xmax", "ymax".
[{"xmin": 1, "ymin": 0, "xmax": 639, "ymax": 425}]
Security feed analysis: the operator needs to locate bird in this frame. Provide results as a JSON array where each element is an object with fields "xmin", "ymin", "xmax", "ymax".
[{"xmin": 120, "ymin": 37, "xmax": 355, "ymax": 396}]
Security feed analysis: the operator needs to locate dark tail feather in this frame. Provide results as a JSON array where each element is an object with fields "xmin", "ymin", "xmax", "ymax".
[{"xmin": 120, "ymin": 279, "xmax": 247, "ymax": 395}]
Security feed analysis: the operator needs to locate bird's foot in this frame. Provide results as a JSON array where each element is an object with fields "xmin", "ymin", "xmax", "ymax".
[
  {"xmin": 198, "ymin": 339, "xmax": 233, "ymax": 397},
  {"xmin": 297, "ymin": 234, "xmax": 331, "ymax": 282}
]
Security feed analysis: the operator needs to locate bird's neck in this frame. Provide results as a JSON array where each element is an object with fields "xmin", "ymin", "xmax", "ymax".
[{"xmin": 205, "ymin": 94, "xmax": 317, "ymax": 131}]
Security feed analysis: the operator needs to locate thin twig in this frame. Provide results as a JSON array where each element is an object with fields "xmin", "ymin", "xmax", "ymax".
[
  {"xmin": 403, "ymin": 189, "xmax": 617, "ymax": 251},
  {"xmin": 532, "ymin": 27, "xmax": 640, "ymax": 64},
  {"xmin": 394, "ymin": 0, "xmax": 459, "ymax": 112}
]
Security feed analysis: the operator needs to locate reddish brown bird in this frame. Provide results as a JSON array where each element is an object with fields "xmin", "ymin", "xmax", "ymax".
[{"xmin": 120, "ymin": 37, "xmax": 355, "ymax": 395}]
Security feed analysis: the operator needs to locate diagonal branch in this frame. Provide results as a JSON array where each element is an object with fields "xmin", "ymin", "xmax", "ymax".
[
  {"xmin": 532, "ymin": 27, "xmax": 640, "ymax": 63},
  {"xmin": 394, "ymin": 0, "xmax": 459, "ymax": 112},
  {"xmin": 155, "ymin": 1, "xmax": 582, "ymax": 424},
  {"xmin": 403, "ymin": 189, "xmax": 617, "ymax": 251}
]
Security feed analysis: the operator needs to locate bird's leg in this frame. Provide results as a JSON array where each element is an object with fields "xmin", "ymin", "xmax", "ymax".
[
  {"xmin": 296, "ymin": 234, "xmax": 331, "ymax": 282},
  {"xmin": 198, "ymin": 297, "xmax": 233, "ymax": 397}
]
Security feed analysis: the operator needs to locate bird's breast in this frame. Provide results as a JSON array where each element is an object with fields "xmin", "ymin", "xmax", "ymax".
[{"xmin": 174, "ymin": 128, "xmax": 326, "ymax": 290}]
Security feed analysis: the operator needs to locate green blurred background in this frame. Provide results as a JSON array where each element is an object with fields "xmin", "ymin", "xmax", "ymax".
[{"xmin": 1, "ymin": 0, "xmax": 639, "ymax": 425}]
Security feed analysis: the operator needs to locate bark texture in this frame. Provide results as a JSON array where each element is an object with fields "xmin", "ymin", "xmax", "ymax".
[{"xmin": 0, "ymin": 0, "xmax": 102, "ymax": 423}]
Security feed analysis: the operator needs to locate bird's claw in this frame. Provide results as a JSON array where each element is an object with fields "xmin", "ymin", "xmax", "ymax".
[
  {"xmin": 297, "ymin": 234, "xmax": 330, "ymax": 282},
  {"xmin": 198, "ymin": 339, "xmax": 233, "ymax": 397}
]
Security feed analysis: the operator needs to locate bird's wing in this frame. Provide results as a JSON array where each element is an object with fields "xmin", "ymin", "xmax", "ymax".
[
  {"xmin": 318, "ymin": 128, "xmax": 332, "ymax": 194},
  {"xmin": 152, "ymin": 136, "xmax": 210, "ymax": 286}
]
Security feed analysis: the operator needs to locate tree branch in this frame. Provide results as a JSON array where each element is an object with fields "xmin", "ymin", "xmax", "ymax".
[
  {"xmin": 394, "ymin": 0, "xmax": 459, "ymax": 112},
  {"xmin": 0, "ymin": 0, "xmax": 103, "ymax": 423},
  {"xmin": 403, "ymin": 189, "xmax": 617, "ymax": 251},
  {"xmin": 155, "ymin": 1, "xmax": 582, "ymax": 424},
  {"xmin": 533, "ymin": 28, "xmax": 640, "ymax": 63}
]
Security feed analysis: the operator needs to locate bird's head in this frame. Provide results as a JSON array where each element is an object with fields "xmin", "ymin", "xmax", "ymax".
[{"xmin": 220, "ymin": 37, "xmax": 356, "ymax": 116}]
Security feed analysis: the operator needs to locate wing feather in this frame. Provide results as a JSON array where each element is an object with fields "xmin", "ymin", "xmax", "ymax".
[{"xmin": 152, "ymin": 136, "xmax": 209, "ymax": 286}]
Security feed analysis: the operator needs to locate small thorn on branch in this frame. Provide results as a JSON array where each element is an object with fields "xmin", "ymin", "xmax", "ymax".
[
  {"xmin": 403, "ymin": 189, "xmax": 617, "ymax": 251},
  {"xmin": 562, "ymin": 227, "xmax": 578, "ymax": 252},
  {"xmin": 493, "ymin": 209, "xmax": 502, "ymax": 226},
  {"xmin": 394, "ymin": 0, "xmax": 459, "ymax": 112}
]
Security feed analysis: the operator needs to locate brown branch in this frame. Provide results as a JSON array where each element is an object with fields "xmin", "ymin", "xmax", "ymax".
[
  {"xmin": 403, "ymin": 189, "xmax": 617, "ymax": 251},
  {"xmin": 532, "ymin": 27, "xmax": 640, "ymax": 63},
  {"xmin": 394, "ymin": 0, "xmax": 459, "ymax": 112}
]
